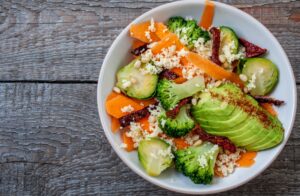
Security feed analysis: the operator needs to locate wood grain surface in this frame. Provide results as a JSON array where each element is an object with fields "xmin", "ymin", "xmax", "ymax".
[{"xmin": 0, "ymin": 0, "xmax": 299, "ymax": 195}]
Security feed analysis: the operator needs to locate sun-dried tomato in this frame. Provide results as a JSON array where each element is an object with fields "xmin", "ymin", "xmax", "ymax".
[
  {"xmin": 194, "ymin": 125, "xmax": 237, "ymax": 153},
  {"xmin": 166, "ymin": 98, "xmax": 191, "ymax": 118},
  {"xmin": 159, "ymin": 69, "xmax": 179, "ymax": 80},
  {"xmin": 209, "ymin": 27, "xmax": 222, "ymax": 65},
  {"xmin": 254, "ymin": 96, "xmax": 284, "ymax": 106},
  {"xmin": 131, "ymin": 44, "xmax": 148, "ymax": 56},
  {"xmin": 239, "ymin": 38, "xmax": 267, "ymax": 57}
]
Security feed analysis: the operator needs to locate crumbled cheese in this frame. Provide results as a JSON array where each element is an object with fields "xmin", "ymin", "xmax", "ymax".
[
  {"xmin": 113, "ymin": 86, "xmax": 121, "ymax": 93},
  {"xmin": 146, "ymin": 105, "xmax": 164, "ymax": 138},
  {"xmin": 182, "ymin": 65, "xmax": 203, "ymax": 80},
  {"xmin": 134, "ymin": 60, "xmax": 141, "ymax": 68},
  {"xmin": 122, "ymin": 79, "xmax": 132, "ymax": 89},
  {"xmin": 247, "ymin": 73, "xmax": 256, "ymax": 90},
  {"xmin": 215, "ymin": 148, "xmax": 245, "ymax": 176},
  {"xmin": 191, "ymin": 98, "xmax": 197, "ymax": 105},
  {"xmin": 130, "ymin": 77, "xmax": 137, "ymax": 84},
  {"xmin": 147, "ymin": 42, "xmax": 157, "ymax": 49},
  {"xmin": 221, "ymin": 40, "xmax": 245, "ymax": 64},
  {"xmin": 180, "ymin": 35, "xmax": 189, "ymax": 45},
  {"xmin": 163, "ymin": 28, "xmax": 168, "ymax": 33},
  {"xmin": 145, "ymin": 31, "xmax": 152, "ymax": 42},
  {"xmin": 185, "ymin": 16, "xmax": 193, "ymax": 21},
  {"xmin": 177, "ymin": 48, "xmax": 188, "ymax": 57},
  {"xmin": 160, "ymin": 119, "xmax": 166, "ymax": 127},
  {"xmin": 121, "ymin": 105, "xmax": 134, "ymax": 113},
  {"xmin": 197, "ymin": 155, "xmax": 208, "ymax": 168},
  {"xmin": 184, "ymin": 133, "xmax": 200, "ymax": 145},
  {"xmin": 126, "ymin": 122, "xmax": 145, "ymax": 148},
  {"xmin": 193, "ymin": 38, "xmax": 212, "ymax": 59},
  {"xmin": 157, "ymin": 146, "xmax": 174, "ymax": 159},
  {"xmin": 141, "ymin": 50, "xmax": 153, "ymax": 63},
  {"xmin": 148, "ymin": 18, "xmax": 156, "ymax": 32},
  {"xmin": 239, "ymin": 74, "xmax": 248, "ymax": 82},
  {"xmin": 193, "ymin": 140, "xmax": 202, "ymax": 146},
  {"xmin": 214, "ymin": 80, "xmax": 223, "ymax": 87}
]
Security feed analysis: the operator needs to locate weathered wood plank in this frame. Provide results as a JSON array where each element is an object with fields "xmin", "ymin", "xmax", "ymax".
[
  {"xmin": 0, "ymin": 0, "xmax": 299, "ymax": 82},
  {"xmin": 0, "ymin": 83, "xmax": 299, "ymax": 195}
]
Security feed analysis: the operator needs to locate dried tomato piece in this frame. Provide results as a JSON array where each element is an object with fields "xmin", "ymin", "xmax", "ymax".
[
  {"xmin": 131, "ymin": 44, "xmax": 148, "ymax": 56},
  {"xmin": 239, "ymin": 38, "xmax": 267, "ymax": 58},
  {"xmin": 194, "ymin": 125, "xmax": 237, "ymax": 153},
  {"xmin": 209, "ymin": 27, "xmax": 222, "ymax": 65},
  {"xmin": 159, "ymin": 69, "xmax": 179, "ymax": 80},
  {"xmin": 166, "ymin": 98, "xmax": 191, "ymax": 118},
  {"xmin": 253, "ymin": 96, "xmax": 284, "ymax": 106}
]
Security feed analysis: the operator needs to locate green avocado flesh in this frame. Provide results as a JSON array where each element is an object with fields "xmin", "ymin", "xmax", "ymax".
[{"xmin": 191, "ymin": 83, "xmax": 284, "ymax": 151}]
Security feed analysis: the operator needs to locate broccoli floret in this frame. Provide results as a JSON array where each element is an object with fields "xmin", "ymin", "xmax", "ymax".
[
  {"xmin": 156, "ymin": 77, "xmax": 205, "ymax": 110},
  {"xmin": 158, "ymin": 105, "xmax": 195, "ymax": 137},
  {"xmin": 167, "ymin": 16, "xmax": 210, "ymax": 49},
  {"xmin": 175, "ymin": 142, "xmax": 220, "ymax": 184}
]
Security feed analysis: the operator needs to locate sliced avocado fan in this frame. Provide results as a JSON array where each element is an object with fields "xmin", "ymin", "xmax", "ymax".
[{"xmin": 191, "ymin": 83, "xmax": 284, "ymax": 151}]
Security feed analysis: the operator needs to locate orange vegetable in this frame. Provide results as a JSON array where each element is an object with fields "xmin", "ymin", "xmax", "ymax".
[
  {"xmin": 105, "ymin": 94, "xmax": 143, "ymax": 118},
  {"xmin": 130, "ymin": 21, "xmax": 160, "ymax": 43},
  {"xmin": 122, "ymin": 131, "xmax": 135, "ymax": 152},
  {"xmin": 170, "ymin": 67, "xmax": 187, "ymax": 84},
  {"xmin": 186, "ymin": 52, "xmax": 244, "ymax": 87},
  {"xmin": 200, "ymin": 0, "xmax": 215, "ymax": 29},
  {"xmin": 261, "ymin": 103, "xmax": 277, "ymax": 116},
  {"xmin": 236, "ymin": 151, "xmax": 257, "ymax": 167},
  {"xmin": 151, "ymin": 33, "xmax": 186, "ymax": 55},
  {"xmin": 106, "ymin": 91, "xmax": 119, "ymax": 101},
  {"xmin": 154, "ymin": 22, "xmax": 170, "ymax": 39},
  {"xmin": 132, "ymin": 39, "xmax": 147, "ymax": 49},
  {"xmin": 111, "ymin": 117, "xmax": 121, "ymax": 133},
  {"xmin": 173, "ymin": 138, "xmax": 190, "ymax": 150},
  {"xmin": 139, "ymin": 117, "xmax": 152, "ymax": 133}
]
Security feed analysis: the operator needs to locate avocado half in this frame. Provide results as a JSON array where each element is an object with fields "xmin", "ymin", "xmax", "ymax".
[{"xmin": 191, "ymin": 83, "xmax": 284, "ymax": 151}]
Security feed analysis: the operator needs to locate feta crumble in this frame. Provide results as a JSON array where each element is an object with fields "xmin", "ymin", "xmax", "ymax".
[
  {"xmin": 122, "ymin": 79, "xmax": 132, "ymax": 89},
  {"xmin": 121, "ymin": 105, "xmax": 134, "ymax": 113},
  {"xmin": 113, "ymin": 86, "xmax": 121, "ymax": 93},
  {"xmin": 148, "ymin": 18, "xmax": 156, "ymax": 32}
]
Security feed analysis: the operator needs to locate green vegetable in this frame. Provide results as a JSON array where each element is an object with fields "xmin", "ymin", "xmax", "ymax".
[
  {"xmin": 116, "ymin": 59, "xmax": 158, "ymax": 99},
  {"xmin": 175, "ymin": 142, "xmax": 219, "ymax": 184},
  {"xmin": 191, "ymin": 83, "xmax": 284, "ymax": 151},
  {"xmin": 167, "ymin": 16, "xmax": 210, "ymax": 49},
  {"xmin": 158, "ymin": 105, "xmax": 195, "ymax": 137},
  {"xmin": 241, "ymin": 58, "xmax": 279, "ymax": 96},
  {"xmin": 156, "ymin": 76, "xmax": 205, "ymax": 110},
  {"xmin": 219, "ymin": 26, "xmax": 239, "ymax": 55},
  {"xmin": 138, "ymin": 138, "xmax": 173, "ymax": 176}
]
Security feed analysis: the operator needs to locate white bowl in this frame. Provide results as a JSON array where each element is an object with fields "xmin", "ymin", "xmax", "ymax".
[{"xmin": 97, "ymin": 0, "xmax": 297, "ymax": 194}]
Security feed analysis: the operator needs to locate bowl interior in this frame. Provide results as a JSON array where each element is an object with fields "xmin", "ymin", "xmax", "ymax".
[{"xmin": 97, "ymin": 0, "xmax": 297, "ymax": 194}]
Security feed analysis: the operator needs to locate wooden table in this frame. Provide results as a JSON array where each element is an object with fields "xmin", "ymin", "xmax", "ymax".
[{"xmin": 0, "ymin": 0, "xmax": 299, "ymax": 195}]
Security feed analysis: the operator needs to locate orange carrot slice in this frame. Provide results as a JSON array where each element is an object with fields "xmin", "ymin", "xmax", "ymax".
[
  {"xmin": 105, "ymin": 94, "xmax": 144, "ymax": 118},
  {"xmin": 151, "ymin": 33, "xmax": 185, "ymax": 55},
  {"xmin": 170, "ymin": 67, "xmax": 187, "ymax": 84},
  {"xmin": 132, "ymin": 39, "xmax": 147, "ymax": 49},
  {"xmin": 200, "ymin": 0, "xmax": 215, "ymax": 29},
  {"xmin": 173, "ymin": 138, "xmax": 190, "ymax": 150},
  {"xmin": 186, "ymin": 52, "xmax": 244, "ymax": 87},
  {"xmin": 237, "ymin": 151, "xmax": 257, "ymax": 167},
  {"xmin": 139, "ymin": 117, "xmax": 152, "ymax": 134},
  {"xmin": 130, "ymin": 21, "xmax": 160, "ymax": 43},
  {"xmin": 154, "ymin": 22, "xmax": 171, "ymax": 39},
  {"xmin": 261, "ymin": 103, "xmax": 277, "ymax": 116},
  {"xmin": 111, "ymin": 117, "xmax": 121, "ymax": 133},
  {"xmin": 107, "ymin": 91, "xmax": 119, "ymax": 101},
  {"xmin": 122, "ymin": 131, "xmax": 135, "ymax": 152}
]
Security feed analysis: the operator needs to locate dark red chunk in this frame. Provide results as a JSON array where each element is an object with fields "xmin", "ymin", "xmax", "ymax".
[
  {"xmin": 194, "ymin": 126, "xmax": 237, "ymax": 153},
  {"xmin": 239, "ymin": 38, "xmax": 267, "ymax": 57},
  {"xmin": 131, "ymin": 44, "xmax": 148, "ymax": 56},
  {"xmin": 254, "ymin": 96, "xmax": 284, "ymax": 106},
  {"xmin": 209, "ymin": 27, "xmax": 222, "ymax": 66},
  {"xmin": 166, "ymin": 98, "xmax": 191, "ymax": 118},
  {"xmin": 160, "ymin": 69, "xmax": 179, "ymax": 80},
  {"xmin": 119, "ymin": 107, "xmax": 150, "ymax": 127}
]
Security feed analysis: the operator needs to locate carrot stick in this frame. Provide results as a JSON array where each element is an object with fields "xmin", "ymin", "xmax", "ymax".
[
  {"xmin": 170, "ymin": 67, "xmax": 187, "ymax": 84},
  {"xmin": 173, "ymin": 138, "xmax": 190, "ymax": 150},
  {"xmin": 236, "ymin": 151, "xmax": 257, "ymax": 167},
  {"xmin": 132, "ymin": 39, "xmax": 147, "ymax": 49},
  {"xmin": 154, "ymin": 22, "xmax": 171, "ymax": 39},
  {"xmin": 130, "ymin": 21, "xmax": 160, "ymax": 43},
  {"xmin": 111, "ymin": 117, "xmax": 121, "ymax": 133},
  {"xmin": 186, "ymin": 52, "xmax": 244, "ymax": 87},
  {"xmin": 106, "ymin": 91, "xmax": 119, "ymax": 101},
  {"xmin": 260, "ymin": 103, "xmax": 277, "ymax": 116},
  {"xmin": 199, "ymin": 0, "xmax": 215, "ymax": 29},
  {"xmin": 122, "ymin": 131, "xmax": 135, "ymax": 152}
]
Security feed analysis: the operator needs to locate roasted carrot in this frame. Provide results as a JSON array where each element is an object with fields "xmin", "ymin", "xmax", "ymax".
[
  {"xmin": 236, "ymin": 151, "xmax": 257, "ymax": 167},
  {"xmin": 154, "ymin": 22, "xmax": 171, "ymax": 39},
  {"xmin": 139, "ymin": 117, "xmax": 152, "ymax": 133},
  {"xmin": 199, "ymin": 0, "xmax": 215, "ymax": 29},
  {"xmin": 261, "ymin": 103, "xmax": 277, "ymax": 116},
  {"xmin": 151, "ymin": 33, "xmax": 186, "ymax": 55},
  {"xmin": 130, "ymin": 21, "xmax": 160, "ymax": 43},
  {"xmin": 122, "ymin": 131, "xmax": 135, "ymax": 152},
  {"xmin": 186, "ymin": 52, "xmax": 244, "ymax": 87},
  {"xmin": 170, "ymin": 67, "xmax": 187, "ymax": 84},
  {"xmin": 132, "ymin": 39, "xmax": 147, "ymax": 49},
  {"xmin": 106, "ymin": 91, "xmax": 119, "ymax": 101},
  {"xmin": 173, "ymin": 138, "xmax": 190, "ymax": 150}
]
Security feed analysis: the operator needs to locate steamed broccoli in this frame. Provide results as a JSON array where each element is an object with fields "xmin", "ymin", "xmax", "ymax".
[
  {"xmin": 156, "ymin": 77, "xmax": 205, "ymax": 110},
  {"xmin": 175, "ymin": 142, "xmax": 220, "ymax": 184},
  {"xmin": 158, "ymin": 105, "xmax": 195, "ymax": 137},
  {"xmin": 167, "ymin": 16, "xmax": 210, "ymax": 49}
]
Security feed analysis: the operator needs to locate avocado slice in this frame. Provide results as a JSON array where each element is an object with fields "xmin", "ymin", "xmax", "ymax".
[{"xmin": 191, "ymin": 83, "xmax": 284, "ymax": 151}]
